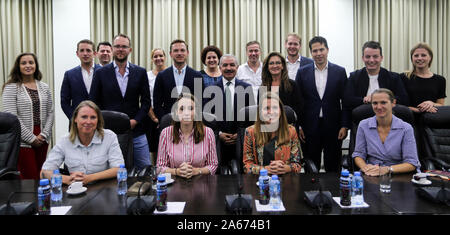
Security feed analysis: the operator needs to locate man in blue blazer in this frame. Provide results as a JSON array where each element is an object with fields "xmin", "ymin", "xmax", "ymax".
[
  {"xmin": 206, "ymin": 54, "xmax": 254, "ymax": 170},
  {"xmin": 153, "ymin": 39, "xmax": 203, "ymax": 120},
  {"xmin": 295, "ymin": 36, "xmax": 350, "ymax": 172},
  {"xmin": 285, "ymin": 33, "xmax": 314, "ymax": 81},
  {"xmin": 90, "ymin": 34, "xmax": 151, "ymax": 169},
  {"xmin": 61, "ymin": 39, "xmax": 101, "ymax": 119},
  {"xmin": 344, "ymin": 41, "xmax": 408, "ymax": 110}
]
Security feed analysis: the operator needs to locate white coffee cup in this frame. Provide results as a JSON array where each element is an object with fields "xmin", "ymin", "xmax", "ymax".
[{"xmin": 68, "ymin": 181, "xmax": 83, "ymax": 192}]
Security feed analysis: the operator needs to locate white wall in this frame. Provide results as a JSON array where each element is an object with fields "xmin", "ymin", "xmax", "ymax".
[
  {"xmin": 53, "ymin": 0, "xmax": 91, "ymax": 140},
  {"xmin": 318, "ymin": 0, "xmax": 354, "ymax": 75}
]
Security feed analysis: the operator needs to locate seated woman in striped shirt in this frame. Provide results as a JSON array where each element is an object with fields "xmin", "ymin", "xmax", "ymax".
[{"xmin": 157, "ymin": 93, "xmax": 218, "ymax": 178}]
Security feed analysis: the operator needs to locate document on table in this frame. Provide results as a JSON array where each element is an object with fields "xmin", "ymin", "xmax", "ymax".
[
  {"xmin": 51, "ymin": 206, "xmax": 72, "ymax": 215},
  {"xmin": 254, "ymin": 200, "xmax": 286, "ymax": 212},
  {"xmin": 332, "ymin": 197, "xmax": 370, "ymax": 208},
  {"xmin": 154, "ymin": 202, "xmax": 186, "ymax": 214}
]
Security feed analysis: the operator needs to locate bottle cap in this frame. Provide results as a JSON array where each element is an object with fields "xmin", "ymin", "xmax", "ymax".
[
  {"xmin": 119, "ymin": 164, "xmax": 125, "ymax": 168},
  {"xmin": 271, "ymin": 175, "xmax": 278, "ymax": 180},
  {"xmin": 341, "ymin": 170, "xmax": 349, "ymax": 177},
  {"xmin": 53, "ymin": 169, "xmax": 60, "ymax": 174},
  {"xmin": 39, "ymin": 179, "xmax": 49, "ymax": 186},
  {"xmin": 158, "ymin": 175, "xmax": 166, "ymax": 182},
  {"xmin": 260, "ymin": 169, "xmax": 268, "ymax": 176},
  {"xmin": 354, "ymin": 171, "xmax": 361, "ymax": 176}
]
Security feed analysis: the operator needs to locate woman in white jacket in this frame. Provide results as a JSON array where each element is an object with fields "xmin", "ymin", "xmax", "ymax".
[{"xmin": 2, "ymin": 53, "xmax": 54, "ymax": 179}]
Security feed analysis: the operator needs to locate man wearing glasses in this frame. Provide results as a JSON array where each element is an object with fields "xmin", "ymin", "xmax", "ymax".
[{"xmin": 90, "ymin": 33, "xmax": 152, "ymax": 170}]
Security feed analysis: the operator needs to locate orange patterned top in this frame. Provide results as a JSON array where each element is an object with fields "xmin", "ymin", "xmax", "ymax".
[{"xmin": 243, "ymin": 125, "xmax": 302, "ymax": 174}]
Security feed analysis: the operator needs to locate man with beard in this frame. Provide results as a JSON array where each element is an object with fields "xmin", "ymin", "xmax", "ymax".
[
  {"xmin": 284, "ymin": 33, "xmax": 314, "ymax": 81},
  {"xmin": 96, "ymin": 41, "xmax": 113, "ymax": 66},
  {"xmin": 90, "ymin": 34, "xmax": 151, "ymax": 169},
  {"xmin": 61, "ymin": 39, "xmax": 101, "ymax": 119},
  {"xmin": 153, "ymin": 39, "xmax": 203, "ymax": 120}
]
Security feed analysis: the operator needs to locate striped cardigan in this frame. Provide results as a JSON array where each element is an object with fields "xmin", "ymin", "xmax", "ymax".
[{"xmin": 2, "ymin": 80, "xmax": 54, "ymax": 148}]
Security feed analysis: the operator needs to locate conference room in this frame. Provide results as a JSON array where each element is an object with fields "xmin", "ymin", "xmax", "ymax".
[{"xmin": 0, "ymin": 0, "xmax": 449, "ymax": 225}]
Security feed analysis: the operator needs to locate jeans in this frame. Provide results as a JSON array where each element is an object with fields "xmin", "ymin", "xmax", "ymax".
[{"xmin": 133, "ymin": 134, "xmax": 151, "ymax": 169}]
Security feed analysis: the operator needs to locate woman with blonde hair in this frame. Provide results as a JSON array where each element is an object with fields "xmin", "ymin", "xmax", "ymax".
[
  {"xmin": 243, "ymin": 92, "xmax": 302, "ymax": 175},
  {"xmin": 40, "ymin": 101, "xmax": 124, "ymax": 185},
  {"xmin": 400, "ymin": 43, "xmax": 446, "ymax": 113}
]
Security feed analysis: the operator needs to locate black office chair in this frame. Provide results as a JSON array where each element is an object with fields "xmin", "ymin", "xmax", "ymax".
[
  {"xmin": 419, "ymin": 106, "xmax": 450, "ymax": 171},
  {"xmin": 102, "ymin": 110, "xmax": 134, "ymax": 171},
  {"xmin": 0, "ymin": 112, "xmax": 21, "ymax": 180},
  {"xmin": 158, "ymin": 112, "xmax": 222, "ymax": 173},
  {"xmin": 342, "ymin": 104, "xmax": 414, "ymax": 172}
]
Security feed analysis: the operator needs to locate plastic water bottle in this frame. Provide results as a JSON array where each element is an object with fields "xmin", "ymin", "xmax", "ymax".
[
  {"xmin": 156, "ymin": 175, "xmax": 168, "ymax": 211},
  {"xmin": 117, "ymin": 164, "xmax": 128, "ymax": 195},
  {"xmin": 51, "ymin": 169, "xmax": 63, "ymax": 204},
  {"xmin": 340, "ymin": 170, "xmax": 351, "ymax": 206},
  {"xmin": 352, "ymin": 171, "xmax": 364, "ymax": 205},
  {"xmin": 37, "ymin": 179, "xmax": 51, "ymax": 215},
  {"xmin": 269, "ymin": 175, "xmax": 281, "ymax": 209},
  {"xmin": 258, "ymin": 169, "xmax": 270, "ymax": 205}
]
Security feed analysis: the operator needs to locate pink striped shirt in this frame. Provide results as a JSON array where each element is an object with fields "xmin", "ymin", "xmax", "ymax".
[{"xmin": 157, "ymin": 125, "xmax": 218, "ymax": 175}]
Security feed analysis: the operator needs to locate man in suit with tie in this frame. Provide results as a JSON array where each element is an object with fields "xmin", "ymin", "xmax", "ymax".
[
  {"xmin": 344, "ymin": 40, "xmax": 408, "ymax": 110},
  {"xmin": 153, "ymin": 39, "xmax": 203, "ymax": 120},
  {"xmin": 90, "ymin": 34, "xmax": 151, "ymax": 169},
  {"xmin": 285, "ymin": 33, "xmax": 314, "ymax": 81},
  {"xmin": 214, "ymin": 54, "xmax": 254, "ymax": 171},
  {"xmin": 60, "ymin": 39, "xmax": 101, "ymax": 119},
  {"xmin": 295, "ymin": 36, "xmax": 350, "ymax": 172}
]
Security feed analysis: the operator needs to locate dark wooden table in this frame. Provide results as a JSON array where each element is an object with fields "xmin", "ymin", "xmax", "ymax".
[{"xmin": 1, "ymin": 173, "xmax": 448, "ymax": 215}]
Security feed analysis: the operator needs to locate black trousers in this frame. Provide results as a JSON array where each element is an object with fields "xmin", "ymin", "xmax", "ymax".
[{"xmin": 304, "ymin": 118, "xmax": 342, "ymax": 172}]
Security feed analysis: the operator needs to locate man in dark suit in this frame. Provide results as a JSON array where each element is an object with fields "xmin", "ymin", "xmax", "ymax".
[
  {"xmin": 61, "ymin": 39, "xmax": 101, "ymax": 119},
  {"xmin": 285, "ymin": 33, "xmax": 314, "ymax": 81},
  {"xmin": 208, "ymin": 54, "xmax": 254, "ymax": 170},
  {"xmin": 153, "ymin": 39, "xmax": 203, "ymax": 120},
  {"xmin": 295, "ymin": 36, "xmax": 350, "ymax": 172},
  {"xmin": 344, "ymin": 41, "xmax": 408, "ymax": 110},
  {"xmin": 90, "ymin": 34, "xmax": 151, "ymax": 169}
]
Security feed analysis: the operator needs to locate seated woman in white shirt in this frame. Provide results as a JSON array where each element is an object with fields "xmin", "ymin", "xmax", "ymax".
[{"xmin": 40, "ymin": 101, "xmax": 124, "ymax": 185}]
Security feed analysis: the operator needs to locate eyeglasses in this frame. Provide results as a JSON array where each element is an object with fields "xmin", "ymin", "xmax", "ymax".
[
  {"xmin": 268, "ymin": 61, "xmax": 282, "ymax": 65},
  {"xmin": 113, "ymin": 45, "xmax": 130, "ymax": 49}
]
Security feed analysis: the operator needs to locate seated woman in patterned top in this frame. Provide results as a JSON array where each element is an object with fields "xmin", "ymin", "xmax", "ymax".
[
  {"xmin": 157, "ymin": 93, "xmax": 218, "ymax": 178},
  {"xmin": 243, "ymin": 92, "xmax": 302, "ymax": 175}
]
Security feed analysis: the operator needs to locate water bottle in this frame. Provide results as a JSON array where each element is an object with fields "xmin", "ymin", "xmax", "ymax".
[
  {"xmin": 51, "ymin": 169, "xmax": 63, "ymax": 205},
  {"xmin": 37, "ymin": 179, "xmax": 51, "ymax": 215},
  {"xmin": 156, "ymin": 175, "xmax": 168, "ymax": 211},
  {"xmin": 117, "ymin": 164, "xmax": 128, "ymax": 195},
  {"xmin": 352, "ymin": 171, "xmax": 364, "ymax": 205},
  {"xmin": 269, "ymin": 175, "xmax": 281, "ymax": 209},
  {"xmin": 340, "ymin": 170, "xmax": 351, "ymax": 206},
  {"xmin": 258, "ymin": 169, "xmax": 270, "ymax": 205}
]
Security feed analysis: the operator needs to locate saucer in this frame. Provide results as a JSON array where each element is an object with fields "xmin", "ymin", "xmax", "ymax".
[
  {"xmin": 66, "ymin": 187, "xmax": 87, "ymax": 195},
  {"xmin": 411, "ymin": 178, "xmax": 432, "ymax": 186},
  {"xmin": 166, "ymin": 178, "xmax": 175, "ymax": 185}
]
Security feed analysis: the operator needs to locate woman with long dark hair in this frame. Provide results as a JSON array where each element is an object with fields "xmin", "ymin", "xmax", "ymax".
[
  {"xmin": 2, "ymin": 53, "xmax": 54, "ymax": 179},
  {"xmin": 156, "ymin": 93, "xmax": 218, "ymax": 178}
]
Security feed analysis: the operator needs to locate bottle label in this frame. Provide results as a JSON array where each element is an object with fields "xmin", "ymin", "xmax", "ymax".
[{"xmin": 38, "ymin": 186, "xmax": 51, "ymax": 215}]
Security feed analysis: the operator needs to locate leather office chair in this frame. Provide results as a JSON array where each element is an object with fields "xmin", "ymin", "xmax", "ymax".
[
  {"xmin": 420, "ymin": 106, "xmax": 450, "ymax": 171},
  {"xmin": 101, "ymin": 110, "xmax": 134, "ymax": 171},
  {"xmin": 342, "ymin": 104, "xmax": 414, "ymax": 172},
  {"xmin": 158, "ymin": 112, "xmax": 222, "ymax": 173},
  {"xmin": 0, "ymin": 112, "xmax": 21, "ymax": 180}
]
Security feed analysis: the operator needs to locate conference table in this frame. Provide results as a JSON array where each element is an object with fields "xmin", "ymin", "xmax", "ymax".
[{"xmin": 1, "ymin": 173, "xmax": 449, "ymax": 215}]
